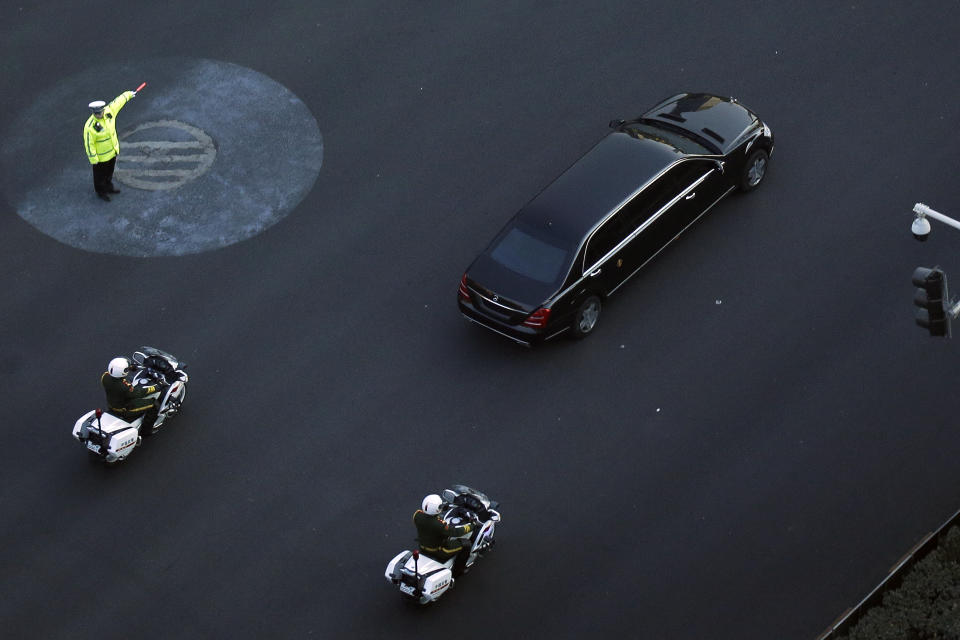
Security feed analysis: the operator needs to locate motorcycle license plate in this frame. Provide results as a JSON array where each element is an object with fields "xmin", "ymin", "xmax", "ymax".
[
  {"xmin": 399, "ymin": 584, "xmax": 416, "ymax": 595},
  {"xmin": 86, "ymin": 441, "xmax": 102, "ymax": 453}
]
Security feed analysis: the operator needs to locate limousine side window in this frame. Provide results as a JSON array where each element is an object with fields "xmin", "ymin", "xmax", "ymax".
[
  {"xmin": 583, "ymin": 209, "xmax": 629, "ymax": 269},
  {"xmin": 620, "ymin": 161, "xmax": 713, "ymax": 230},
  {"xmin": 582, "ymin": 161, "xmax": 713, "ymax": 272}
]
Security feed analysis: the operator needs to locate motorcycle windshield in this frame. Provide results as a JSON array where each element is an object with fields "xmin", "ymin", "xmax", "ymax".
[
  {"xmin": 448, "ymin": 484, "xmax": 490, "ymax": 508},
  {"xmin": 133, "ymin": 346, "xmax": 179, "ymax": 367}
]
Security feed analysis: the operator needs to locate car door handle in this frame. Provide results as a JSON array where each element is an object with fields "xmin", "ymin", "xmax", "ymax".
[
  {"xmin": 589, "ymin": 268, "xmax": 602, "ymax": 277},
  {"xmin": 685, "ymin": 192, "xmax": 696, "ymax": 200}
]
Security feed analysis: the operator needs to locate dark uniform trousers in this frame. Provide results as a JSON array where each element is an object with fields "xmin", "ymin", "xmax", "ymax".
[{"xmin": 92, "ymin": 156, "xmax": 118, "ymax": 195}]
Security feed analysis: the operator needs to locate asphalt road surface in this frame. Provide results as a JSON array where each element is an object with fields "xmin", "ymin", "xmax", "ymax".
[{"xmin": 2, "ymin": 2, "xmax": 959, "ymax": 639}]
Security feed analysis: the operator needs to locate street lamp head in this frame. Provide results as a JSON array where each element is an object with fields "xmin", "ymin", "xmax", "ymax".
[{"xmin": 912, "ymin": 215, "xmax": 931, "ymax": 242}]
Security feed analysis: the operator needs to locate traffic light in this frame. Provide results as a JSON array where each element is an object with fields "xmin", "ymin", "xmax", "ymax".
[{"xmin": 912, "ymin": 266, "xmax": 948, "ymax": 336}]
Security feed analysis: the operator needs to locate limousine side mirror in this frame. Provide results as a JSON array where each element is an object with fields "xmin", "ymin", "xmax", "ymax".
[{"xmin": 609, "ymin": 119, "xmax": 625, "ymax": 129}]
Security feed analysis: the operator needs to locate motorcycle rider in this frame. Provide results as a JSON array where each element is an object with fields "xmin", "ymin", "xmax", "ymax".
[
  {"xmin": 101, "ymin": 357, "xmax": 162, "ymax": 424},
  {"xmin": 414, "ymin": 494, "xmax": 476, "ymax": 575}
]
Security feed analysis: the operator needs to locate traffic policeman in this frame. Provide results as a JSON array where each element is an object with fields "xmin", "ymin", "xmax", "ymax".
[
  {"xmin": 83, "ymin": 89, "xmax": 138, "ymax": 201},
  {"xmin": 413, "ymin": 494, "xmax": 475, "ymax": 575},
  {"xmin": 101, "ymin": 357, "xmax": 161, "ymax": 422}
]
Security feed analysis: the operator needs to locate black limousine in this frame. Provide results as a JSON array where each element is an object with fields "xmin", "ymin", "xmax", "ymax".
[{"xmin": 458, "ymin": 92, "xmax": 774, "ymax": 346}]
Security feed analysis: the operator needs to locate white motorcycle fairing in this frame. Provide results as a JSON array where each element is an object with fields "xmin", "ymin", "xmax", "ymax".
[{"xmin": 385, "ymin": 485, "xmax": 500, "ymax": 605}]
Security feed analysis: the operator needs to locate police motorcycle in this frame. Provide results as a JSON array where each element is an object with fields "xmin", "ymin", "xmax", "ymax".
[
  {"xmin": 385, "ymin": 484, "xmax": 501, "ymax": 604},
  {"xmin": 72, "ymin": 347, "xmax": 188, "ymax": 465}
]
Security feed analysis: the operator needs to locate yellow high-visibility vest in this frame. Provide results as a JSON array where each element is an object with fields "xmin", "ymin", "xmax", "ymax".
[{"xmin": 83, "ymin": 91, "xmax": 134, "ymax": 164}]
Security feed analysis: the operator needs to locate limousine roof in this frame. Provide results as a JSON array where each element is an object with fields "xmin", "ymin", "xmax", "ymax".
[{"xmin": 516, "ymin": 131, "xmax": 686, "ymax": 247}]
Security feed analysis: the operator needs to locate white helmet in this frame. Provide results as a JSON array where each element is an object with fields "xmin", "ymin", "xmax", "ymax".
[
  {"xmin": 108, "ymin": 357, "xmax": 130, "ymax": 378},
  {"xmin": 422, "ymin": 494, "xmax": 443, "ymax": 515}
]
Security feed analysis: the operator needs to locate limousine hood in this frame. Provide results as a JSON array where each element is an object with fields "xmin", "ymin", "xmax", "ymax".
[{"xmin": 643, "ymin": 93, "xmax": 758, "ymax": 152}]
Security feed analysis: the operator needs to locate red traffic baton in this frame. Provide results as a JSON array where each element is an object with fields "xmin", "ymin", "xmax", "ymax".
[{"xmin": 135, "ymin": 82, "xmax": 147, "ymax": 92}]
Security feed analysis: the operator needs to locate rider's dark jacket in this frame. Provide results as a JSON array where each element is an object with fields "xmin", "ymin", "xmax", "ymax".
[
  {"xmin": 101, "ymin": 372, "xmax": 159, "ymax": 417},
  {"xmin": 413, "ymin": 510, "xmax": 474, "ymax": 559}
]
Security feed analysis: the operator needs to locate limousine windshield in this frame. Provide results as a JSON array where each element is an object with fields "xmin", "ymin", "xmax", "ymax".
[{"xmin": 626, "ymin": 121, "xmax": 718, "ymax": 155}]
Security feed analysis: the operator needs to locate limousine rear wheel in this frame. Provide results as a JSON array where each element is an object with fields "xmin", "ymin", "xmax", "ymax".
[
  {"xmin": 571, "ymin": 295, "xmax": 602, "ymax": 339},
  {"xmin": 740, "ymin": 149, "xmax": 769, "ymax": 192}
]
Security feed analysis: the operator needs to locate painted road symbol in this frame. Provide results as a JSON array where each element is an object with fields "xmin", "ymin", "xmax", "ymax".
[{"xmin": 116, "ymin": 120, "xmax": 216, "ymax": 191}]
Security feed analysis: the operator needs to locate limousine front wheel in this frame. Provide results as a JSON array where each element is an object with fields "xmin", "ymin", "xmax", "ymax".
[
  {"xmin": 740, "ymin": 149, "xmax": 769, "ymax": 192},
  {"xmin": 571, "ymin": 296, "xmax": 602, "ymax": 339}
]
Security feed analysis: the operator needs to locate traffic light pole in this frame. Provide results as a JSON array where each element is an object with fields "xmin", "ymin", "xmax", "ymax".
[{"xmin": 914, "ymin": 203, "xmax": 960, "ymax": 233}]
